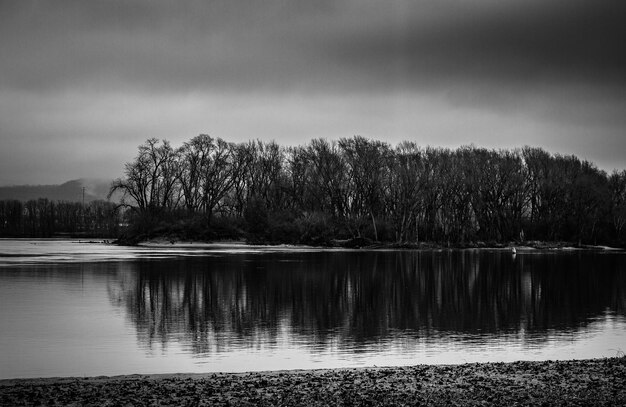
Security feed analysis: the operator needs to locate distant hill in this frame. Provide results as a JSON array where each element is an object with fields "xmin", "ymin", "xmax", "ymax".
[{"xmin": 0, "ymin": 179, "xmax": 120, "ymax": 203}]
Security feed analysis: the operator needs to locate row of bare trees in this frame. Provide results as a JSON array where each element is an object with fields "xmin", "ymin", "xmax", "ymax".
[
  {"xmin": 110, "ymin": 135, "xmax": 626, "ymax": 245},
  {"xmin": 0, "ymin": 198, "xmax": 121, "ymax": 237}
]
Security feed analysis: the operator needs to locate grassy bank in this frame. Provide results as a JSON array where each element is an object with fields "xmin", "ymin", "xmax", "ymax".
[{"xmin": 2, "ymin": 358, "xmax": 625, "ymax": 406}]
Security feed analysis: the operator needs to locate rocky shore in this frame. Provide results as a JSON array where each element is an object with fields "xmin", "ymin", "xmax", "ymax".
[{"xmin": 2, "ymin": 358, "xmax": 625, "ymax": 406}]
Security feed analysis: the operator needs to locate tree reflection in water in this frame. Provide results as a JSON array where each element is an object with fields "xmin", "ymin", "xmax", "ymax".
[{"xmin": 107, "ymin": 250, "xmax": 626, "ymax": 354}]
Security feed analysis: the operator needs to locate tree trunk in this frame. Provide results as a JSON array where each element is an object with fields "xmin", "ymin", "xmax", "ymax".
[{"xmin": 370, "ymin": 210, "xmax": 378, "ymax": 241}]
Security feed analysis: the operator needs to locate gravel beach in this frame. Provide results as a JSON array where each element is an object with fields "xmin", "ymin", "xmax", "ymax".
[{"xmin": 1, "ymin": 358, "xmax": 625, "ymax": 406}]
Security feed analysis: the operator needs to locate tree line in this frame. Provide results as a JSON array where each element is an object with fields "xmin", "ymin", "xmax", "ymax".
[
  {"xmin": 110, "ymin": 135, "xmax": 626, "ymax": 246},
  {"xmin": 0, "ymin": 198, "xmax": 122, "ymax": 238}
]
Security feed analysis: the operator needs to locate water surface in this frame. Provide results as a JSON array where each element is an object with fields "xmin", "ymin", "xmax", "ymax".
[{"xmin": 1, "ymin": 239, "xmax": 625, "ymax": 379}]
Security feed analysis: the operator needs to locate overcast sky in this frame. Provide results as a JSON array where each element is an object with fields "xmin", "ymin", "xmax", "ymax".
[{"xmin": 1, "ymin": 0, "xmax": 624, "ymax": 185}]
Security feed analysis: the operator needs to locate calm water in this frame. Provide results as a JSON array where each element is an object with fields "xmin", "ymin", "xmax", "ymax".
[{"xmin": 1, "ymin": 239, "xmax": 625, "ymax": 379}]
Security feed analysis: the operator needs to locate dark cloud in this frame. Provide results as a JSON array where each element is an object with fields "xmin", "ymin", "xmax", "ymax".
[
  {"xmin": 327, "ymin": 1, "xmax": 626, "ymax": 91},
  {"xmin": 0, "ymin": 0, "xmax": 625, "ymax": 184},
  {"xmin": 0, "ymin": 0, "xmax": 340, "ymax": 93},
  {"xmin": 1, "ymin": 0, "xmax": 624, "ymax": 95}
]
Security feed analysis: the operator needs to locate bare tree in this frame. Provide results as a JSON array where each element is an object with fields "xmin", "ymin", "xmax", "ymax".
[
  {"xmin": 109, "ymin": 138, "xmax": 180, "ymax": 215},
  {"xmin": 339, "ymin": 136, "xmax": 389, "ymax": 240}
]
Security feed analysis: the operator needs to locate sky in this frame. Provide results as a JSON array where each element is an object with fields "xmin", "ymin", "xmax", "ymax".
[{"xmin": 0, "ymin": 0, "xmax": 625, "ymax": 185}]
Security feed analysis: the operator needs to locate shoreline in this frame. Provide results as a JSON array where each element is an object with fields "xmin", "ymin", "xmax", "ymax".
[
  {"xmin": 4, "ymin": 236, "xmax": 624, "ymax": 252},
  {"xmin": 126, "ymin": 237, "xmax": 625, "ymax": 252},
  {"xmin": 2, "ymin": 358, "xmax": 625, "ymax": 406}
]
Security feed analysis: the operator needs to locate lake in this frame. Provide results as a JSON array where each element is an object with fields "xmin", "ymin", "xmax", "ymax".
[{"xmin": 1, "ymin": 239, "xmax": 625, "ymax": 379}]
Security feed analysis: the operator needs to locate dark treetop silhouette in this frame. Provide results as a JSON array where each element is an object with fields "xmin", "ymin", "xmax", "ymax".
[
  {"xmin": 2, "ymin": 136, "xmax": 625, "ymax": 245},
  {"xmin": 105, "ymin": 136, "xmax": 626, "ymax": 247}
]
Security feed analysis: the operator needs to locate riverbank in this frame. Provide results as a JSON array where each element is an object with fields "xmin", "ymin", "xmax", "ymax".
[
  {"xmin": 2, "ymin": 358, "xmax": 625, "ymax": 406},
  {"xmin": 116, "ymin": 235, "xmax": 625, "ymax": 251}
]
